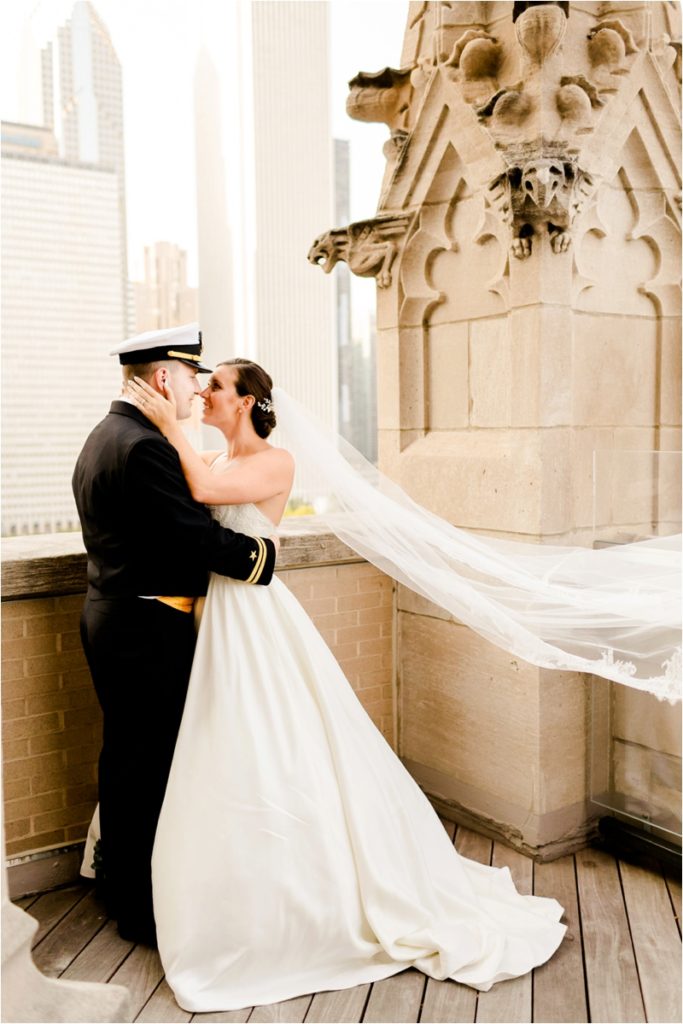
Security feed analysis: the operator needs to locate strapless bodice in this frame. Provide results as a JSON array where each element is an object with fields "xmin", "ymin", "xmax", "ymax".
[
  {"xmin": 208, "ymin": 501, "xmax": 277, "ymax": 537},
  {"xmin": 206, "ymin": 452, "xmax": 277, "ymax": 536}
]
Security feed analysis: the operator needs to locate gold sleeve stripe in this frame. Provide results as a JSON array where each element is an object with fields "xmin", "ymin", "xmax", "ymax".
[
  {"xmin": 245, "ymin": 541, "xmax": 260, "ymax": 584},
  {"xmin": 167, "ymin": 349, "xmax": 202, "ymax": 362},
  {"xmin": 246, "ymin": 536, "xmax": 267, "ymax": 584},
  {"xmin": 248, "ymin": 537, "xmax": 267, "ymax": 583},
  {"xmin": 255, "ymin": 537, "xmax": 268, "ymax": 582}
]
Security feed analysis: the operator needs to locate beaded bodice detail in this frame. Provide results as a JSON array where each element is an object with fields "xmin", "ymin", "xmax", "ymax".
[
  {"xmin": 208, "ymin": 501, "xmax": 277, "ymax": 538},
  {"xmin": 206, "ymin": 452, "xmax": 277, "ymax": 537}
]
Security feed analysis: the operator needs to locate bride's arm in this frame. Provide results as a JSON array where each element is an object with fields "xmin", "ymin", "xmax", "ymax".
[
  {"xmin": 195, "ymin": 446, "xmax": 294, "ymax": 505},
  {"xmin": 127, "ymin": 377, "xmax": 293, "ymax": 505}
]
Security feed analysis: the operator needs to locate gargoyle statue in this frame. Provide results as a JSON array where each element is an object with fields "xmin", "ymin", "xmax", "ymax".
[
  {"xmin": 488, "ymin": 158, "xmax": 595, "ymax": 258},
  {"xmin": 308, "ymin": 213, "xmax": 412, "ymax": 288},
  {"xmin": 346, "ymin": 68, "xmax": 413, "ymax": 131}
]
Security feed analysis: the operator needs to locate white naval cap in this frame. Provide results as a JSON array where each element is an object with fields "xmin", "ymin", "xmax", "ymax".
[{"xmin": 109, "ymin": 322, "xmax": 212, "ymax": 371}]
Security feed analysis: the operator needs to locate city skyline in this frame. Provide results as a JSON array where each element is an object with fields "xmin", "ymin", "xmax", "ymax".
[
  {"xmin": 1, "ymin": 0, "xmax": 408, "ymax": 299},
  {"xmin": 1, "ymin": 1, "xmax": 130, "ymax": 537},
  {"xmin": 1, "ymin": 0, "xmax": 396, "ymax": 533},
  {"xmin": 1, "ymin": 119, "xmax": 126, "ymax": 535},
  {"xmin": 40, "ymin": 0, "xmax": 130, "ymax": 325}
]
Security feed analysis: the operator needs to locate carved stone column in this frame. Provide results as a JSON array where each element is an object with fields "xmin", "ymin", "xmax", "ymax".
[{"xmin": 311, "ymin": 1, "xmax": 681, "ymax": 855}]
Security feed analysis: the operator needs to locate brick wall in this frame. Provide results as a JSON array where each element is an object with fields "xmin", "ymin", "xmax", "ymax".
[
  {"xmin": 278, "ymin": 562, "xmax": 395, "ymax": 740},
  {"xmin": 2, "ymin": 596, "xmax": 101, "ymax": 858},
  {"xmin": 2, "ymin": 562, "xmax": 395, "ymax": 859}
]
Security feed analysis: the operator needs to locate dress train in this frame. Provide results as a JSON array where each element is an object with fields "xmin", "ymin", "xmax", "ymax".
[{"xmin": 151, "ymin": 503, "xmax": 565, "ymax": 1012}]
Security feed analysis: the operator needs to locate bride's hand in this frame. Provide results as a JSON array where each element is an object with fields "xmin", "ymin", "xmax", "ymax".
[{"xmin": 127, "ymin": 376, "xmax": 178, "ymax": 435}]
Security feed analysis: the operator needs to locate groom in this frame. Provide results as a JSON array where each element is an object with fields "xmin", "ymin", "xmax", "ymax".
[{"xmin": 73, "ymin": 323, "xmax": 277, "ymax": 946}]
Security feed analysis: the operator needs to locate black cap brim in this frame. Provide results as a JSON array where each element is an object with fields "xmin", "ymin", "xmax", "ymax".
[{"xmin": 176, "ymin": 358, "xmax": 213, "ymax": 372}]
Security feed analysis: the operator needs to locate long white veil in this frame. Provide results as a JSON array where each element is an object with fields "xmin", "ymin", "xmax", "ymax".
[{"xmin": 272, "ymin": 387, "xmax": 681, "ymax": 702}]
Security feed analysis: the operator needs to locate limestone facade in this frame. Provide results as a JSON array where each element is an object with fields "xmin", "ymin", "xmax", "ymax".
[{"xmin": 311, "ymin": 1, "xmax": 681, "ymax": 854}]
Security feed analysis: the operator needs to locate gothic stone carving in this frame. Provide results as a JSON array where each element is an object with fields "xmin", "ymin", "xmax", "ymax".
[
  {"xmin": 346, "ymin": 68, "xmax": 413, "ymax": 132},
  {"xmin": 488, "ymin": 154, "xmax": 598, "ymax": 258},
  {"xmin": 515, "ymin": 2, "xmax": 567, "ymax": 67},
  {"xmin": 461, "ymin": 4, "xmax": 640, "ymax": 257},
  {"xmin": 310, "ymin": 2, "xmax": 677, "ymax": 285},
  {"xmin": 346, "ymin": 68, "xmax": 415, "ymax": 167},
  {"xmin": 307, "ymin": 214, "xmax": 413, "ymax": 288},
  {"xmin": 587, "ymin": 19, "xmax": 638, "ymax": 81}
]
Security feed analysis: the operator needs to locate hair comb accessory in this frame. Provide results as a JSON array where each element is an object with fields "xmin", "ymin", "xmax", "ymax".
[{"xmin": 257, "ymin": 398, "xmax": 273, "ymax": 413}]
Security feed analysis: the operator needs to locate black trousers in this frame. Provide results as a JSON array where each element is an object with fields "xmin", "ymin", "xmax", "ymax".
[{"xmin": 80, "ymin": 591, "xmax": 196, "ymax": 941}]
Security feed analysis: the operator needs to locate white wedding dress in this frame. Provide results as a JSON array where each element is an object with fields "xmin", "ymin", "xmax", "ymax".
[{"xmin": 151, "ymin": 501, "xmax": 567, "ymax": 1013}]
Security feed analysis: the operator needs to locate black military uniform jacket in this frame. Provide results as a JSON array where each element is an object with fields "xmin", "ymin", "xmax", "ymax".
[{"xmin": 73, "ymin": 401, "xmax": 276, "ymax": 596}]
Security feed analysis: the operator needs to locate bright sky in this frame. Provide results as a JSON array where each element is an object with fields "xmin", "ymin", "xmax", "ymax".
[{"xmin": 1, "ymin": 0, "xmax": 408, "ymax": 288}]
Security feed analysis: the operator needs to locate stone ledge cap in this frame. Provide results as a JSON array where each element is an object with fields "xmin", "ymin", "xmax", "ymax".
[{"xmin": 1, "ymin": 521, "xmax": 362, "ymax": 600}]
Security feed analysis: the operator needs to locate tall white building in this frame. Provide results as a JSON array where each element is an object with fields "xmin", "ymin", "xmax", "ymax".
[
  {"xmin": 133, "ymin": 241, "xmax": 199, "ymax": 334},
  {"xmin": 42, "ymin": 0, "xmax": 128, "ymax": 322},
  {"xmin": 1, "ymin": 2, "xmax": 129, "ymax": 535},
  {"xmin": 195, "ymin": 0, "xmax": 337, "ymax": 433},
  {"xmin": 334, "ymin": 138, "xmax": 378, "ymax": 465},
  {"xmin": 1, "ymin": 121, "xmax": 125, "ymax": 535}
]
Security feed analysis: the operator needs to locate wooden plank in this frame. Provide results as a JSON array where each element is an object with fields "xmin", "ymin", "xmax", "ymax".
[
  {"xmin": 533, "ymin": 856, "xmax": 587, "ymax": 1024},
  {"xmin": 109, "ymin": 944, "xmax": 164, "ymax": 1021},
  {"xmin": 664, "ymin": 868, "xmax": 681, "ymax": 938},
  {"xmin": 136, "ymin": 978, "xmax": 192, "ymax": 1023},
  {"xmin": 61, "ymin": 919, "xmax": 133, "ymax": 983},
  {"xmin": 476, "ymin": 844, "xmax": 532, "ymax": 1024},
  {"xmin": 24, "ymin": 884, "xmax": 88, "ymax": 948},
  {"xmin": 249, "ymin": 993, "xmax": 312, "ymax": 1022},
  {"xmin": 31, "ymin": 888, "xmax": 107, "ymax": 977},
  {"xmin": 439, "ymin": 816, "xmax": 456, "ymax": 843},
  {"xmin": 15, "ymin": 894, "xmax": 39, "ymax": 910},
  {"xmin": 363, "ymin": 969, "xmax": 425, "ymax": 1023},
  {"xmin": 455, "ymin": 826, "xmax": 492, "ymax": 865},
  {"xmin": 421, "ymin": 978, "xmax": 476, "ymax": 1023},
  {"xmin": 360, "ymin": 825, "xmax": 478, "ymax": 1024},
  {"xmin": 305, "ymin": 983, "xmax": 370, "ymax": 1022},
  {"xmin": 418, "ymin": 827, "xmax": 488, "ymax": 1023},
  {"xmin": 620, "ymin": 858, "xmax": 682, "ymax": 1024},
  {"xmin": 575, "ymin": 847, "xmax": 645, "ymax": 1024},
  {"xmin": 190, "ymin": 1010, "xmax": 252, "ymax": 1023}
]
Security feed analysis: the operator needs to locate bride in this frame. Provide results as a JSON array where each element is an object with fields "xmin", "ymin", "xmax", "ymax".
[{"xmin": 126, "ymin": 359, "xmax": 566, "ymax": 1013}]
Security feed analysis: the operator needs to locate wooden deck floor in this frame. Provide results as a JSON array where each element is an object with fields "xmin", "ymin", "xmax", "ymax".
[{"xmin": 16, "ymin": 822, "xmax": 682, "ymax": 1024}]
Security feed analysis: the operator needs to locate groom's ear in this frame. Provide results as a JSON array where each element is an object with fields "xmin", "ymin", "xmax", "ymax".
[{"xmin": 151, "ymin": 367, "xmax": 169, "ymax": 392}]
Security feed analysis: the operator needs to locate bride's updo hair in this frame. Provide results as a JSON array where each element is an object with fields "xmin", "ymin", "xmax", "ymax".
[{"xmin": 218, "ymin": 358, "xmax": 276, "ymax": 438}]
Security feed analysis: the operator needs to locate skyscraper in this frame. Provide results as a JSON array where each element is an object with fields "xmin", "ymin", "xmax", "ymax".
[
  {"xmin": 42, "ymin": 0, "xmax": 128, "ymax": 323},
  {"xmin": 195, "ymin": 0, "xmax": 337, "ymax": 433},
  {"xmin": 334, "ymin": 138, "xmax": 377, "ymax": 464},
  {"xmin": 1, "ymin": 120, "xmax": 125, "ymax": 535},
  {"xmin": 2, "ymin": 2, "xmax": 128, "ymax": 535},
  {"xmin": 335, "ymin": 138, "xmax": 353, "ymax": 437},
  {"xmin": 133, "ymin": 241, "xmax": 199, "ymax": 334}
]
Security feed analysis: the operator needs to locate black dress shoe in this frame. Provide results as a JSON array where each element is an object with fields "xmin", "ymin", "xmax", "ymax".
[{"xmin": 117, "ymin": 921, "xmax": 157, "ymax": 947}]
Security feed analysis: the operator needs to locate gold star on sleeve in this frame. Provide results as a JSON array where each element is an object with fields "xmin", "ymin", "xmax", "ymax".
[{"xmin": 246, "ymin": 537, "xmax": 268, "ymax": 583}]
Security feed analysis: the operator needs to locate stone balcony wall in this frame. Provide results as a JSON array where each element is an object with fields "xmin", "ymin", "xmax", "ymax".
[{"xmin": 1, "ymin": 530, "xmax": 396, "ymax": 874}]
